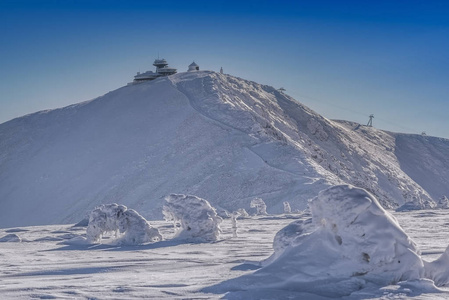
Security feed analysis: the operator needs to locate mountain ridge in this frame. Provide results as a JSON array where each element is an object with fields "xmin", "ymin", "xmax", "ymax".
[{"xmin": 1, "ymin": 71, "xmax": 448, "ymax": 227}]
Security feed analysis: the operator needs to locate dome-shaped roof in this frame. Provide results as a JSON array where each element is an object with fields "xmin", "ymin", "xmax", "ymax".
[{"xmin": 188, "ymin": 61, "xmax": 200, "ymax": 72}]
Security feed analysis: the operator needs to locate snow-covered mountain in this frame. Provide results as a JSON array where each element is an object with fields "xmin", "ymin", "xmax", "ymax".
[{"xmin": 1, "ymin": 71, "xmax": 448, "ymax": 227}]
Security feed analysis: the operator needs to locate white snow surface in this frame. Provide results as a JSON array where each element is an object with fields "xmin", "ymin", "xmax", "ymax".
[
  {"xmin": 163, "ymin": 194, "xmax": 222, "ymax": 242},
  {"xmin": 1, "ymin": 209, "xmax": 449, "ymax": 299},
  {"xmin": 0, "ymin": 71, "xmax": 448, "ymax": 227}
]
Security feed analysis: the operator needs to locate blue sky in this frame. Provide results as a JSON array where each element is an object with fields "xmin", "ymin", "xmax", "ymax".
[{"xmin": 1, "ymin": 0, "xmax": 449, "ymax": 138}]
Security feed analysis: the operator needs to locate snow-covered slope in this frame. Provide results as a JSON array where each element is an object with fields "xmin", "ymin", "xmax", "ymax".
[{"xmin": 0, "ymin": 71, "xmax": 447, "ymax": 227}]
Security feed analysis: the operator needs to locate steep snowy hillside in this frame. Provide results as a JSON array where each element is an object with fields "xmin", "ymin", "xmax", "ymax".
[{"xmin": 0, "ymin": 71, "xmax": 447, "ymax": 227}]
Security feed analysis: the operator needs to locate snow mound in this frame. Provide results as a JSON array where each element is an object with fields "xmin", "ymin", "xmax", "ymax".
[
  {"xmin": 0, "ymin": 233, "xmax": 21, "ymax": 242},
  {"xmin": 87, "ymin": 203, "xmax": 161, "ymax": 245},
  {"xmin": 163, "ymin": 194, "xmax": 222, "ymax": 242},
  {"xmin": 425, "ymin": 246, "xmax": 449, "ymax": 286},
  {"xmin": 396, "ymin": 195, "xmax": 436, "ymax": 212},
  {"xmin": 211, "ymin": 185, "xmax": 449, "ymax": 297},
  {"xmin": 299, "ymin": 185, "xmax": 425, "ymax": 285}
]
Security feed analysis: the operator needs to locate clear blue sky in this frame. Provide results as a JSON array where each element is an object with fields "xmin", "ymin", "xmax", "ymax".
[{"xmin": 1, "ymin": 0, "xmax": 449, "ymax": 138}]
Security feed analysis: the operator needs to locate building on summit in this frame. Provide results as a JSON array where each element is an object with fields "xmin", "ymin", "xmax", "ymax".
[
  {"xmin": 188, "ymin": 61, "xmax": 199, "ymax": 72},
  {"xmin": 133, "ymin": 58, "xmax": 177, "ymax": 82}
]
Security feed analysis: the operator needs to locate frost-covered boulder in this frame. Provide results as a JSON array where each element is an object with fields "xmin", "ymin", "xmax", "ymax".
[
  {"xmin": 250, "ymin": 197, "xmax": 267, "ymax": 215},
  {"xmin": 0, "ymin": 233, "xmax": 22, "ymax": 242},
  {"xmin": 86, "ymin": 203, "xmax": 161, "ymax": 245},
  {"xmin": 163, "ymin": 194, "xmax": 222, "ymax": 242}
]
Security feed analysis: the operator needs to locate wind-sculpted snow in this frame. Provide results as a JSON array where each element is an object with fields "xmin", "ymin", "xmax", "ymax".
[
  {"xmin": 425, "ymin": 246, "xmax": 449, "ymax": 286},
  {"xmin": 206, "ymin": 185, "xmax": 449, "ymax": 297},
  {"xmin": 163, "ymin": 194, "xmax": 222, "ymax": 242},
  {"xmin": 87, "ymin": 203, "xmax": 161, "ymax": 245}
]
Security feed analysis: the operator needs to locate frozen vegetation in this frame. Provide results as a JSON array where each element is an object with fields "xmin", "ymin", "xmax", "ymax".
[
  {"xmin": 250, "ymin": 197, "xmax": 268, "ymax": 215},
  {"xmin": 87, "ymin": 203, "xmax": 161, "ymax": 245},
  {"xmin": 163, "ymin": 194, "xmax": 222, "ymax": 242},
  {"xmin": 283, "ymin": 201, "xmax": 292, "ymax": 213}
]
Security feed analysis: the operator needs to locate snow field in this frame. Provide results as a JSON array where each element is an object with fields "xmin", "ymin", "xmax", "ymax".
[{"xmin": 1, "ymin": 209, "xmax": 449, "ymax": 299}]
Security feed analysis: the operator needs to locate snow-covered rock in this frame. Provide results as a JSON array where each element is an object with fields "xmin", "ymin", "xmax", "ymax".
[
  {"xmin": 163, "ymin": 194, "xmax": 222, "ymax": 242},
  {"xmin": 0, "ymin": 233, "xmax": 21, "ymax": 242},
  {"xmin": 1, "ymin": 70, "xmax": 448, "ymax": 227}
]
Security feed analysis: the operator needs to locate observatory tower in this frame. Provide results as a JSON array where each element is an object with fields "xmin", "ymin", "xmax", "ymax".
[{"xmin": 133, "ymin": 58, "xmax": 177, "ymax": 82}]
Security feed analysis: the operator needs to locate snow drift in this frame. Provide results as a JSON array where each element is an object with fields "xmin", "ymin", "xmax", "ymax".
[
  {"xmin": 0, "ymin": 70, "xmax": 448, "ymax": 227},
  {"xmin": 206, "ymin": 185, "xmax": 449, "ymax": 297}
]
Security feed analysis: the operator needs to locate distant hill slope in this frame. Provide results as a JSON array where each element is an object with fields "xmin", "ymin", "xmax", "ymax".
[{"xmin": 0, "ymin": 71, "xmax": 447, "ymax": 227}]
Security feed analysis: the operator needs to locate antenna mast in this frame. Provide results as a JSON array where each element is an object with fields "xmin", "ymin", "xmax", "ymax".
[{"xmin": 367, "ymin": 114, "xmax": 374, "ymax": 127}]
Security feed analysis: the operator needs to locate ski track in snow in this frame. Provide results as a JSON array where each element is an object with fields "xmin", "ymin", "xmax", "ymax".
[{"xmin": 0, "ymin": 211, "xmax": 448, "ymax": 299}]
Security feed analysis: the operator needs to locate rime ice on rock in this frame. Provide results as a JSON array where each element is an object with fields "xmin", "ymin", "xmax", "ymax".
[
  {"xmin": 86, "ymin": 203, "xmax": 161, "ymax": 245},
  {"xmin": 283, "ymin": 201, "xmax": 292, "ymax": 214},
  {"xmin": 307, "ymin": 117, "xmax": 328, "ymax": 141},
  {"xmin": 163, "ymin": 194, "xmax": 222, "ymax": 242},
  {"xmin": 250, "ymin": 198, "xmax": 268, "ymax": 216}
]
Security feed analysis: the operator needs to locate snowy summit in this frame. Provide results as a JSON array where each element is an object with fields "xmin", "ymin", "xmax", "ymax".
[{"xmin": 0, "ymin": 70, "xmax": 448, "ymax": 227}]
